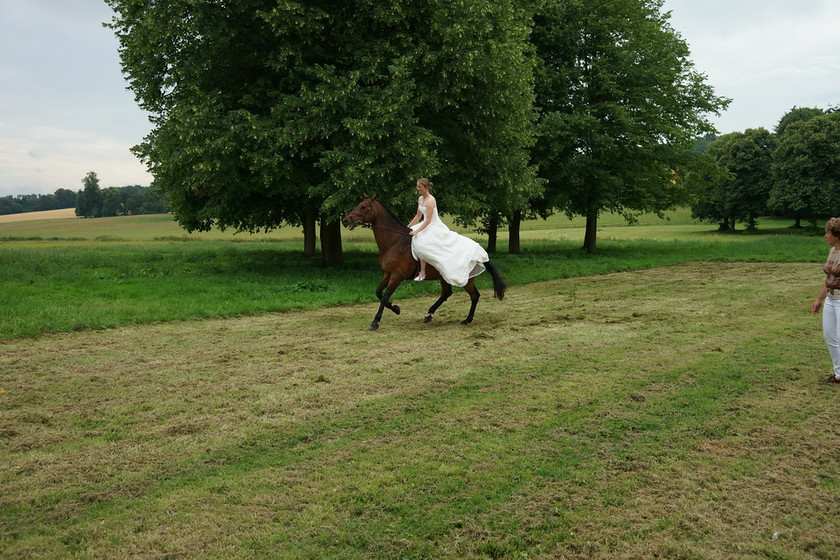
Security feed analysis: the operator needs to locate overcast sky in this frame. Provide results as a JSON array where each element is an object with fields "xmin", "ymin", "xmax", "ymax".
[{"xmin": 1, "ymin": 0, "xmax": 839, "ymax": 197}]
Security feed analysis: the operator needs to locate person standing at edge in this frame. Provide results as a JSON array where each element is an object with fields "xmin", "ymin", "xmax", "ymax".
[{"xmin": 811, "ymin": 217, "xmax": 840, "ymax": 383}]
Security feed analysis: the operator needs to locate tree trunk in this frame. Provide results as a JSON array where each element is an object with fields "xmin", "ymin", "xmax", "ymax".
[
  {"xmin": 487, "ymin": 214, "xmax": 498, "ymax": 254},
  {"xmin": 303, "ymin": 207, "xmax": 317, "ymax": 258},
  {"xmin": 320, "ymin": 219, "xmax": 343, "ymax": 266},
  {"xmin": 508, "ymin": 210, "xmax": 521, "ymax": 254},
  {"xmin": 583, "ymin": 207, "xmax": 598, "ymax": 254}
]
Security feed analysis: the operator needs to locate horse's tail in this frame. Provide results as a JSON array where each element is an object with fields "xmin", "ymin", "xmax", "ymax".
[{"xmin": 485, "ymin": 261, "xmax": 507, "ymax": 301}]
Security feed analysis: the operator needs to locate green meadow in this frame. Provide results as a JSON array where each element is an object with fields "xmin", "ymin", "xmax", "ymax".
[
  {"xmin": 0, "ymin": 210, "xmax": 828, "ymax": 340},
  {"xmin": 2, "ymin": 210, "xmax": 839, "ymax": 558}
]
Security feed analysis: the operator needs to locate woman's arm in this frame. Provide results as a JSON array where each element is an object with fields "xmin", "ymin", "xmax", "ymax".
[
  {"xmin": 410, "ymin": 219, "xmax": 430, "ymax": 235},
  {"xmin": 407, "ymin": 209, "xmax": 422, "ymax": 228},
  {"xmin": 813, "ymin": 284, "xmax": 828, "ymax": 314},
  {"xmin": 407, "ymin": 196, "xmax": 423, "ymax": 228},
  {"xmin": 409, "ymin": 197, "xmax": 436, "ymax": 236}
]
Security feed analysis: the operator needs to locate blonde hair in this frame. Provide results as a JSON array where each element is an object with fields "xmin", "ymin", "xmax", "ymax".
[
  {"xmin": 826, "ymin": 218, "xmax": 840, "ymax": 238},
  {"xmin": 417, "ymin": 178, "xmax": 433, "ymax": 190}
]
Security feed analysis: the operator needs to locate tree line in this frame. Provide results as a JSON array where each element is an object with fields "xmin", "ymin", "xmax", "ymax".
[
  {"xmin": 104, "ymin": 0, "xmax": 743, "ymax": 261},
  {"xmin": 0, "ymin": 189, "xmax": 77, "ymax": 215},
  {"xmin": 0, "ymin": 172, "xmax": 168, "ymax": 218},
  {"xmin": 75, "ymin": 171, "xmax": 169, "ymax": 218},
  {"xmin": 690, "ymin": 107, "xmax": 840, "ymax": 231}
]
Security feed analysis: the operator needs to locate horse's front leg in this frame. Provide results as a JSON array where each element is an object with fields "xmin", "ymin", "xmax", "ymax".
[
  {"xmin": 370, "ymin": 277, "xmax": 406, "ymax": 331},
  {"xmin": 375, "ymin": 273, "xmax": 400, "ymax": 316},
  {"xmin": 424, "ymin": 281, "xmax": 453, "ymax": 324}
]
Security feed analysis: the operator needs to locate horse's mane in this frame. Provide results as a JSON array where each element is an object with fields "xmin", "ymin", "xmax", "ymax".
[{"xmin": 372, "ymin": 198, "xmax": 409, "ymax": 231}]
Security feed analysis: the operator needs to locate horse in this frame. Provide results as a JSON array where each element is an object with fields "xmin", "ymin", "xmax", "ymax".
[{"xmin": 342, "ymin": 194, "xmax": 506, "ymax": 331}]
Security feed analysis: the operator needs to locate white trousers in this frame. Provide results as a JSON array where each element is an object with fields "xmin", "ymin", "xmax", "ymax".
[{"xmin": 823, "ymin": 296, "xmax": 840, "ymax": 378}]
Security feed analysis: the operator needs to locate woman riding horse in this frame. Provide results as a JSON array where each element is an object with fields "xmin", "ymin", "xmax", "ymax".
[{"xmin": 342, "ymin": 193, "xmax": 506, "ymax": 330}]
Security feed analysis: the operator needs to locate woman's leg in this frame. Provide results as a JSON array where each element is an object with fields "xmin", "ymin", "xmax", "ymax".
[{"xmin": 822, "ymin": 297, "xmax": 840, "ymax": 378}]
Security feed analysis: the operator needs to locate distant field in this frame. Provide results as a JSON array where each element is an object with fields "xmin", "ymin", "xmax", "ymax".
[
  {"xmin": 0, "ymin": 205, "xmax": 813, "ymax": 244},
  {"xmin": 0, "ymin": 207, "xmax": 76, "ymax": 223}
]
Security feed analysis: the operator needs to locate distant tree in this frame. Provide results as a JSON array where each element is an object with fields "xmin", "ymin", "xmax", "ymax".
[
  {"xmin": 771, "ymin": 112, "xmax": 840, "ymax": 226},
  {"xmin": 54, "ymin": 188, "xmax": 77, "ymax": 209},
  {"xmin": 100, "ymin": 187, "xmax": 126, "ymax": 217},
  {"xmin": 0, "ymin": 196, "xmax": 24, "ymax": 215},
  {"xmin": 76, "ymin": 171, "xmax": 103, "ymax": 218},
  {"xmin": 694, "ymin": 129, "xmax": 776, "ymax": 231},
  {"xmin": 531, "ymin": 0, "xmax": 729, "ymax": 253},
  {"xmin": 0, "ymin": 188, "xmax": 77, "ymax": 215},
  {"xmin": 693, "ymin": 132, "xmax": 718, "ymax": 154},
  {"xmin": 775, "ymin": 106, "xmax": 824, "ymax": 136},
  {"xmin": 138, "ymin": 185, "xmax": 169, "ymax": 214}
]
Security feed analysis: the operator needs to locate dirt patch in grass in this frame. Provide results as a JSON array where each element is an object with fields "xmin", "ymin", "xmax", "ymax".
[{"xmin": 2, "ymin": 262, "xmax": 838, "ymax": 558}]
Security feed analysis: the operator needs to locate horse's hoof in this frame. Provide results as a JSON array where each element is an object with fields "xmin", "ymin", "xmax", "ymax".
[
  {"xmin": 392, "ymin": 305, "xmax": 400, "ymax": 315},
  {"xmin": 369, "ymin": 322, "xmax": 379, "ymax": 331},
  {"xmin": 423, "ymin": 314, "xmax": 433, "ymax": 324},
  {"xmin": 460, "ymin": 319, "xmax": 472, "ymax": 325}
]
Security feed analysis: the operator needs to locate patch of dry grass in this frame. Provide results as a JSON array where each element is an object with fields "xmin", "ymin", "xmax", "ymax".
[
  {"xmin": 2, "ymin": 262, "xmax": 839, "ymax": 558},
  {"xmin": 0, "ymin": 208, "xmax": 78, "ymax": 224}
]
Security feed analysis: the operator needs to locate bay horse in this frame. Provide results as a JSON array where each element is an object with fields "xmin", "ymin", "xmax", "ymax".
[{"xmin": 342, "ymin": 194, "xmax": 506, "ymax": 331}]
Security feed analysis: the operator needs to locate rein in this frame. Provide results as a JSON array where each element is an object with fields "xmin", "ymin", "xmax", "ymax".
[{"xmin": 365, "ymin": 223, "xmax": 412, "ymax": 237}]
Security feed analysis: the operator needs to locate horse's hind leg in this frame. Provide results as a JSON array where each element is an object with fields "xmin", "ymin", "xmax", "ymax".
[
  {"xmin": 424, "ymin": 282, "xmax": 453, "ymax": 323},
  {"xmin": 461, "ymin": 280, "xmax": 480, "ymax": 325}
]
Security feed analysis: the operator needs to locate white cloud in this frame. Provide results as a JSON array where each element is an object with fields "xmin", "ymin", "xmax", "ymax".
[
  {"xmin": 664, "ymin": 0, "xmax": 840, "ymax": 133},
  {"xmin": 1, "ymin": 0, "xmax": 838, "ymax": 197},
  {"xmin": 0, "ymin": 0, "xmax": 152, "ymax": 196},
  {"xmin": 0, "ymin": 121, "xmax": 150, "ymax": 192}
]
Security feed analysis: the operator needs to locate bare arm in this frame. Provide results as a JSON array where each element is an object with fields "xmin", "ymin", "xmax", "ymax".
[
  {"xmin": 813, "ymin": 284, "xmax": 828, "ymax": 314},
  {"xmin": 409, "ymin": 197, "xmax": 436, "ymax": 236},
  {"xmin": 407, "ymin": 208, "xmax": 422, "ymax": 228}
]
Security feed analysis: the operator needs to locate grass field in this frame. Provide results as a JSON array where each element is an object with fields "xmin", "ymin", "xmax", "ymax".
[
  {"xmin": 0, "ymin": 210, "xmax": 828, "ymax": 339},
  {"xmin": 2, "ymin": 211, "xmax": 839, "ymax": 558}
]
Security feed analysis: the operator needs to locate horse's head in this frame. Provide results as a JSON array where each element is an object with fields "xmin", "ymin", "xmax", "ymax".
[{"xmin": 342, "ymin": 193, "xmax": 378, "ymax": 230}]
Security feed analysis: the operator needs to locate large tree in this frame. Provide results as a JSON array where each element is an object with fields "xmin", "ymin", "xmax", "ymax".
[
  {"xmin": 419, "ymin": 1, "xmax": 540, "ymax": 255},
  {"xmin": 531, "ymin": 0, "xmax": 728, "ymax": 253},
  {"xmin": 107, "ymin": 0, "xmax": 537, "ymax": 263}
]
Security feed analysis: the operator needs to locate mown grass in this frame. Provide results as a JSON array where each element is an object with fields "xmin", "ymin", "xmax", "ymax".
[
  {"xmin": 2, "ymin": 212, "xmax": 838, "ymax": 558},
  {"xmin": 0, "ymin": 211, "xmax": 829, "ymax": 339},
  {"xmin": 2, "ymin": 262, "xmax": 838, "ymax": 558}
]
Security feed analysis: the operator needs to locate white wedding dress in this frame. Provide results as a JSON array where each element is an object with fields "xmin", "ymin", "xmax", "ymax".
[{"xmin": 410, "ymin": 204, "xmax": 488, "ymax": 287}]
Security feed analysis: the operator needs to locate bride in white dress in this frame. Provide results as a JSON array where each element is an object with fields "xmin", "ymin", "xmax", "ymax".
[{"xmin": 407, "ymin": 178, "xmax": 489, "ymax": 286}]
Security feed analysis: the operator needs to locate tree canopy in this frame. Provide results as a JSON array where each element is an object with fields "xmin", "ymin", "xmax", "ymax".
[
  {"xmin": 0, "ymin": 189, "xmax": 76, "ymax": 216},
  {"xmin": 107, "ymin": 0, "xmax": 538, "ymax": 263},
  {"xmin": 76, "ymin": 171, "xmax": 103, "ymax": 218},
  {"xmin": 107, "ymin": 0, "xmax": 736, "ymax": 258},
  {"xmin": 692, "ymin": 128, "xmax": 775, "ymax": 231},
  {"xmin": 531, "ymin": 0, "xmax": 729, "ymax": 252},
  {"xmin": 771, "ymin": 111, "xmax": 840, "ymax": 225}
]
